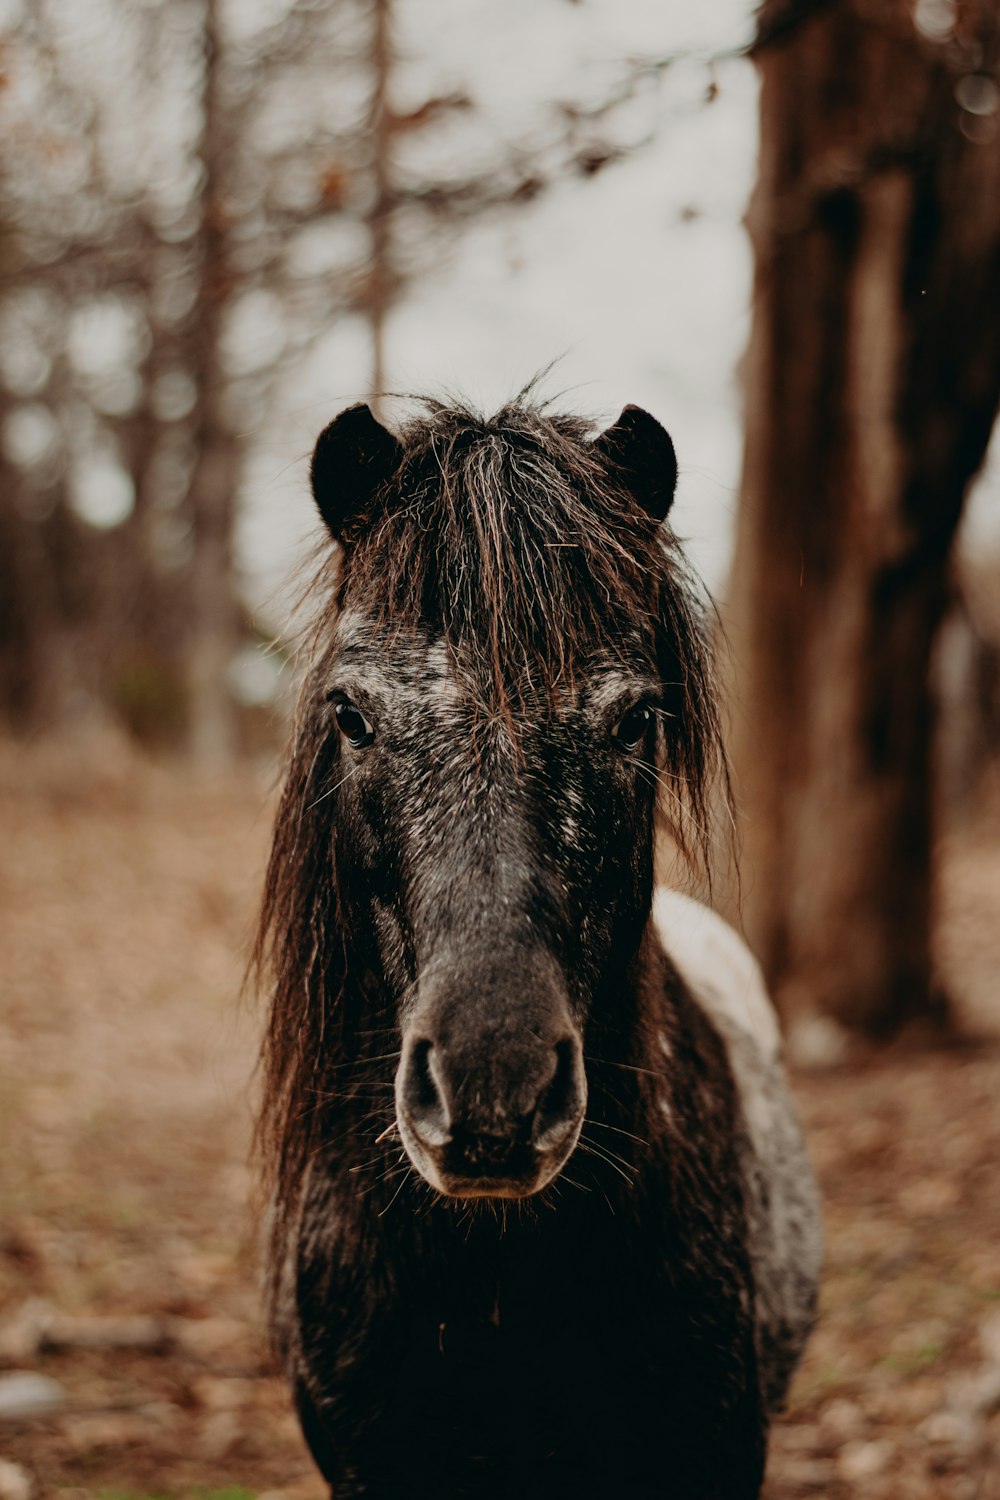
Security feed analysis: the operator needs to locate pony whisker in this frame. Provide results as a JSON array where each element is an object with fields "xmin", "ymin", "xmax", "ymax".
[
  {"xmin": 584, "ymin": 1118, "xmax": 649, "ymax": 1148},
  {"xmin": 306, "ymin": 765, "xmax": 362, "ymax": 811},
  {"xmin": 378, "ymin": 1168, "xmax": 415, "ymax": 1217},
  {"xmin": 578, "ymin": 1138, "xmax": 637, "ymax": 1188}
]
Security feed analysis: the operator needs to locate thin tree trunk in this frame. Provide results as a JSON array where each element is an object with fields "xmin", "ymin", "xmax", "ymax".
[
  {"xmin": 184, "ymin": 0, "xmax": 241, "ymax": 767},
  {"xmin": 0, "ymin": 376, "xmax": 104, "ymax": 734},
  {"xmin": 368, "ymin": 0, "xmax": 393, "ymax": 413},
  {"xmin": 726, "ymin": 0, "xmax": 1000, "ymax": 1036},
  {"xmin": 0, "ymin": 469, "xmax": 76, "ymax": 731}
]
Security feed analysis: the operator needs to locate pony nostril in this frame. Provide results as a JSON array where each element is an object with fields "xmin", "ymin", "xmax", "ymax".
[
  {"xmin": 532, "ymin": 1038, "xmax": 585, "ymax": 1153},
  {"xmin": 401, "ymin": 1039, "xmax": 451, "ymax": 1146},
  {"xmin": 410, "ymin": 1040, "xmax": 438, "ymax": 1112}
]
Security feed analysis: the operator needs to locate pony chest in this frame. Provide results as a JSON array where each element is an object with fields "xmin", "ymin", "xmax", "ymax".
[
  {"xmin": 387, "ymin": 1271, "xmax": 651, "ymax": 1471},
  {"xmin": 390, "ymin": 1230, "xmax": 683, "ymax": 1406}
]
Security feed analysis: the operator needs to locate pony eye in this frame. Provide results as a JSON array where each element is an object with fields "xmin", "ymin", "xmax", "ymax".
[
  {"xmin": 611, "ymin": 702, "xmax": 651, "ymax": 751},
  {"xmin": 334, "ymin": 699, "xmax": 375, "ymax": 748}
]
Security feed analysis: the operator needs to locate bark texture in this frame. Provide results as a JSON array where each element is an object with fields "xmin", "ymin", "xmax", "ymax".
[{"xmin": 727, "ymin": 0, "xmax": 1000, "ymax": 1035}]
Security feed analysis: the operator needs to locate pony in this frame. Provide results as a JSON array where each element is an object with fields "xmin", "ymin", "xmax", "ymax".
[{"xmin": 254, "ymin": 393, "xmax": 821, "ymax": 1500}]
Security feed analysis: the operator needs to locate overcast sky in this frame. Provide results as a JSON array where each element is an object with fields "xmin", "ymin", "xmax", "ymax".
[{"xmin": 240, "ymin": 0, "xmax": 761, "ymax": 627}]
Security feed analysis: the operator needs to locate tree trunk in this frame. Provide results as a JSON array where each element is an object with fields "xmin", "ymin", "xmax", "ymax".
[
  {"xmin": 0, "ymin": 467, "xmax": 77, "ymax": 732},
  {"xmin": 726, "ymin": 0, "xmax": 1000, "ymax": 1037},
  {"xmin": 368, "ymin": 0, "xmax": 394, "ymax": 413},
  {"xmin": 0, "ymin": 379, "xmax": 112, "ymax": 735},
  {"xmin": 183, "ymin": 0, "xmax": 241, "ymax": 767}
]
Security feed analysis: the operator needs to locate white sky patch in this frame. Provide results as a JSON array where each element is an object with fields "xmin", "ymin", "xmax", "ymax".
[
  {"xmin": 228, "ymin": 642, "xmax": 285, "ymax": 707},
  {"xmin": 71, "ymin": 450, "xmax": 135, "ymax": 530},
  {"xmin": 223, "ymin": 289, "xmax": 288, "ymax": 378},
  {"xmin": 285, "ymin": 221, "xmax": 372, "ymax": 282},
  {"xmin": 3, "ymin": 405, "xmax": 59, "ymax": 468},
  {"xmin": 67, "ymin": 298, "xmax": 142, "ymax": 380}
]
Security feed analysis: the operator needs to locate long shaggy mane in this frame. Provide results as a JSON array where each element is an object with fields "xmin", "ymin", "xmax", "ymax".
[{"xmin": 253, "ymin": 392, "xmax": 729, "ymax": 1311}]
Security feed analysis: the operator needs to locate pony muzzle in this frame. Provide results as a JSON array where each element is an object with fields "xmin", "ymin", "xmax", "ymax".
[{"xmin": 395, "ymin": 1028, "xmax": 586, "ymax": 1198}]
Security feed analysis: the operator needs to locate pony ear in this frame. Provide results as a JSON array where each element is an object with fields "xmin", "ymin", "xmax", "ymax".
[
  {"xmin": 310, "ymin": 403, "xmax": 404, "ymax": 542},
  {"xmin": 592, "ymin": 405, "xmax": 677, "ymax": 523}
]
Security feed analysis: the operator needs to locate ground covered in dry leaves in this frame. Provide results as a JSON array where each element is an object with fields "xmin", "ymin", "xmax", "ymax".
[{"xmin": 1, "ymin": 744, "xmax": 998, "ymax": 1500}]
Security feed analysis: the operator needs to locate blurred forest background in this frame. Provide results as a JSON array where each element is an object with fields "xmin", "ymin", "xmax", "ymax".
[{"xmin": 2, "ymin": 0, "xmax": 1000, "ymax": 1497}]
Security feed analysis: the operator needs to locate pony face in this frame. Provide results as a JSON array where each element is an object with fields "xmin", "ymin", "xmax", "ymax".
[
  {"xmin": 322, "ymin": 609, "xmax": 666, "ymax": 1196},
  {"xmin": 256, "ymin": 396, "xmax": 724, "ymax": 1213}
]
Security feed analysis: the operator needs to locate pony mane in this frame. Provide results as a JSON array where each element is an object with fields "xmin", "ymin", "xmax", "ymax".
[{"xmin": 253, "ymin": 393, "xmax": 730, "ymax": 1307}]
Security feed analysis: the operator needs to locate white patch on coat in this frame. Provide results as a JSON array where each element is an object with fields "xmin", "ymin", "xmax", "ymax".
[
  {"xmin": 653, "ymin": 886, "xmax": 822, "ymax": 1412},
  {"xmin": 651, "ymin": 888, "xmax": 781, "ymax": 1064}
]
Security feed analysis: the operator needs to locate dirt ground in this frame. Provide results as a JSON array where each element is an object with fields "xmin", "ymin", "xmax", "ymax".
[{"xmin": 1, "ymin": 741, "xmax": 998, "ymax": 1500}]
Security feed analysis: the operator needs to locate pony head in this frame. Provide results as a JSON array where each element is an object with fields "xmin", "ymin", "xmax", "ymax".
[{"xmin": 257, "ymin": 395, "xmax": 724, "ymax": 1205}]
